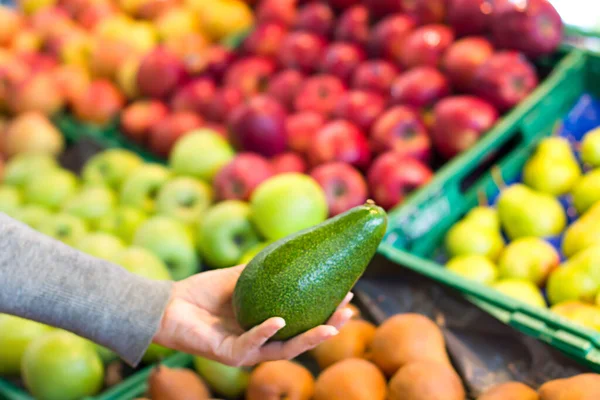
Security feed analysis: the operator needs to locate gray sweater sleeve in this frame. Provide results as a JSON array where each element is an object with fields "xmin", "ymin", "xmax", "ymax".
[{"xmin": 0, "ymin": 213, "xmax": 174, "ymax": 367}]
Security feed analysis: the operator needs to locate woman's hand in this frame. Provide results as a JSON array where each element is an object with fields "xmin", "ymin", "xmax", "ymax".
[{"xmin": 152, "ymin": 264, "xmax": 354, "ymax": 367}]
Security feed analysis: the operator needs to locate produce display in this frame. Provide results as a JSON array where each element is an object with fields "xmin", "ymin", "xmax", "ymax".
[
  {"xmin": 136, "ymin": 312, "xmax": 600, "ymax": 399},
  {"xmin": 113, "ymin": 0, "xmax": 564, "ymax": 212},
  {"xmin": 441, "ymin": 122, "xmax": 600, "ymax": 334}
]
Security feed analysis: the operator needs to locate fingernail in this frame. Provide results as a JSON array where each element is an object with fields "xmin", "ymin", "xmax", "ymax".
[
  {"xmin": 342, "ymin": 308, "xmax": 354, "ymax": 320},
  {"xmin": 324, "ymin": 326, "xmax": 339, "ymax": 337},
  {"xmin": 273, "ymin": 318, "xmax": 286, "ymax": 330}
]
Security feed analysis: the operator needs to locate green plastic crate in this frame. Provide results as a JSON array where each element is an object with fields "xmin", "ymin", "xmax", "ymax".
[{"xmin": 378, "ymin": 49, "xmax": 600, "ymax": 371}]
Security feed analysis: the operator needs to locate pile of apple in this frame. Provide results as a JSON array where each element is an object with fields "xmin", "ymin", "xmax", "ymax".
[
  {"xmin": 0, "ymin": 0, "xmax": 255, "ymax": 132},
  {"xmin": 442, "ymin": 125, "xmax": 600, "ymax": 334},
  {"xmin": 120, "ymin": 0, "xmax": 563, "ymax": 212}
]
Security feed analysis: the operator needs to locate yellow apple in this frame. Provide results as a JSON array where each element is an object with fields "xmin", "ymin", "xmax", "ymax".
[
  {"xmin": 116, "ymin": 56, "xmax": 141, "ymax": 99},
  {"xmin": 18, "ymin": 0, "xmax": 57, "ymax": 15},
  {"xmin": 154, "ymin": 7, "xmax": 200, "ymax": 41},
  {"xmin": 126, "ymin": 21, "xmax": 158, "ymax": 53},
  {"xmin": 200, "ymin": 0, "xmax": 253, "ymax": 41}
]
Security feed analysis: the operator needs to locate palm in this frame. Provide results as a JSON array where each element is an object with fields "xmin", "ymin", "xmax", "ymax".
[{"xmin": 153, "ymin": 265, "xmax": 354, "ymax": 367}]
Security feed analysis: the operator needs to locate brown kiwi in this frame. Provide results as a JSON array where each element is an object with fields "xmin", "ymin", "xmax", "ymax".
[
  {"xmin": 477, "ymin": 382, "xmax": 538, "ymax": 400},
  {"xmin": 369, "ymin": 313, "xmax": 450, "ymax": 377},
  {"xmin": 387, "ymin": 360, "xmax": 465, "ymax": 400},
  {"xmin": 148, "ymin": 365, "xmax": 210, "ymax": 400},
  {"xmin": 246, "ymin": 360, "xmax": 314, "ymax": 400}
]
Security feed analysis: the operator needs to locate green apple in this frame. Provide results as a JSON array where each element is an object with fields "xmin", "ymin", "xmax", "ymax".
[
  {"xmin": 74, "ymin": 232, "xmax": 126, "ymax": 262},
  {"xmin": 581, "ymin": 127, "xmax": 600, "ymax": 167},
  {"xmin": 0, "ymin": 314, "xmax": 53, "ymax": 375},
  {"xmin": 169, "ymin": 129, "xmax": 235, "ymax": 182},
  {"xmin": 547, "ymin": 265, "xmax": 599, "ymax": 305},
  {"xmin": 25, "ymin": 168, "xmax": 79, "ymax": 210},
  {"xmin": 497, "ymin": 237, "xmax": 560, "ymax": 286},
  {"xmin": 82, "ymin": 149, "xmax": 143, "ymax": 190},
  {"xmin": 156, "ymin": 177, "xmax": 213, "ymax": 225},
  {"xmin": 115, "ymin": 247, "xmax": 172, "ymax": 280},
  {"xmin": 120, "ymin": 164, "xmax": 171, "ymax": 214},
  {"xmin": 552, "ymin": 301, "xmax": 600, "ymax": 332},
  {"xmin": 445, "ymin": 220, "xmax": 504, "ymax": 261},
  {"xmin": 38, "ymin": 213, "xmax": 89, "ymax": 246},
  {"xmin": 22, "ymin": 331, "xmax": 104, "ymax": 400},
  {"xmin": 62, "ymin": 185, "xmax": 117, "ymax": 228},
  {"xmin": 95, "ymin": 206, "xmax": 147, "ymax": 244},
  {"xmin": 0, "ymin": 185, "xmax": 23, "ymax": 216},
  {"xmin": 3, "ymin": 153, "xmax": 58, "ymax": 188},
  {"xmin": 445, "ymin": 255, "xmax": 498, "ymax": 285},
  {"xmin": 250, "ymin": 173, "xmax": 328, "ymax": 240},
  {"xmin": 142, "ymin": 344, "xmax": 175, "ymax": 364},
  {"xmin": 197, "ymin": 200, "xmax": 260, "ymax": 269},
  {"xmin": 491, "ymin": 279, "xmax": 547, "ymax": 308},
  {"xmin": 11, "ymin": 204, "xmax": 53, "ymax": 229},
  {"xmin": 239, "ymin": 241, "xmax": 272, "ymax": 265},
  {"xmin": 133, "ymin": 216, "xmax": 199, "ymax": 280},
  {"xmin": 572, "ymin": 169, "xmax": 600, "ymax": 215},
  {"xmin": 193, "ymin": 356, "xmax": 250, "ymax": 399}
]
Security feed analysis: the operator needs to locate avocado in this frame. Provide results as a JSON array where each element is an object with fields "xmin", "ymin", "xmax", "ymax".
[{"xmin": 232, "ymin": 201, "xmax": 388, "ymax": 341}]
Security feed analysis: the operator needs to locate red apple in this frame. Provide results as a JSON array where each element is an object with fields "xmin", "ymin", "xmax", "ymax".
[
  {"xmin": 149, "ymin": 111, "xmax": 204, "ymax": 158},
  {"xmin": 72, "ymin": 80, "xmax": 124, "ymax": 126},
  {"xmin": 190, "ymin": 45, "xmax": 236, "ymax": 81},
  {"xmin": 368, "ymin": 152, "xmax": 433, "ymax": 210},
  {"xmin": 271, "ymin": 152, "xmax": 308, "ymax": 174},
  {"xmin": 335, "ymin": 5, "xmax": 370, "ymax": 46},
  {"xmin": 294, "ymin": 74, "xmax": 346, "ymax": 117},
  {"xmin": 363, "ymin": 0, "xmax": 402, "ymax": 17},
  {"xmin": 0, "ymin": 7, "xmax": 22, "ymax": 47},
  {"xmin": 256, "ymin": 0, "xmax": 297, "ymax": 27},
  {"xmin": 447, "ymin": 0, "xmax": 494, "ymax": 36},
  {"xmin": 136, "ymin": 0, "xmax": 178, "ymax": 20},
  {"xmin": 170, "ymin": 78, "xmax": 216, "ymax": 117},
  {"xmin": 285, "ymin": 111, "xmax": 325, "ymax": 154},
  {"xmin": 223, "ymin": 56, "xmax": 276, "ymax": 99},
  {"xmin": 399, "ymin": 25, "xmax": 455, "ymax": 69},
  {"xmin": 400, "ymin": 0, "xmax": 446, "ymax": 24},
  {"xmin": 327, "ymin": 0, "xmax": 361, "ymax": 10},
  {"xmin": 121, "ymin": 100, "xmax": 169, "ymax": 144},
  {"xmin": 320, "ymin": 42, "xmax": 366, "ymax": 82},
  {"xmin": 278, "ymin": 31, "xmax": 327, "ymax": 74},
  {"xmin": 243, "ymin": 23, "xmax": 288, "ymax": 59},
  {"xmin": 370, "ymin": 106, "xmax": 431, "ymax": 162},
  {"xmin": 294, "ymin": 2, "xmax": 334, "ymax": 37},
  {"xmin": 266, "ymin": 69, "xmax": 305, "ymax": 110},
  {"xmin": 16, "ymin": 53, "xmax": 57, "ymax": 74},
  {"xmin": 473, "ymin": 51, "xmax": 538, "ymax": 112},
  {"xmin": 309, "ymin": 120, "xmax": 370, "ymax": 169},
  {"xmin": 351, "ymin": 60, "xmax": 399, "ymax": 94},
  {"xmin": 6, "ymin": 71, "xmax": 64, "ymax": 116},
  {"xmin": 333, "ymin": 90, "xmax": 385, "ymax": 133},
  {"xmin": 490, "ymin": 0, "xmax": 563, "ymax": 58},
  {"xmin": 136, "ymin": 48, "xmax": 188, "ymax": 99},
  {"xmin": 431, "ymin": 95, "xmax": 499, "ymax": 159},
  {"xmin": 201, "ymin": 122, "xmax": 228, "ymax": 138},
  {"xmin": 390, "ymin": 67, "xmax": 450, "ymax": 110},
  {"xmin": 311, "ymin": 162, "xmax": 368, "ymax": 216},
  {"xmin": 228, "ymin": 95, "xmax": 288, "ymax": 157},
  {"xmin": 77, "ymin": 2, "xmax": 117, "ymax": 30},
  {"xmin": 205, "ymin": 86, "xmax": 244, "ymax": 123},
  {"xmin": 368, "ymin": 14, "xmax": 416, "ymax": 60},
  {"xmin": 213, "ymin": 153, "xmax": 274, "ymax": 201},
  {"xmin": 442, "ymin": 36, "xmax": 494, "ymax": 91}
]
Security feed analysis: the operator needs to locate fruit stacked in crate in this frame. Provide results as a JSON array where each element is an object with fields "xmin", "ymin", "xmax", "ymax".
[
  {"xmin": 119, "ymin": 0, "xmax": 565, "ymax": 214},
  {"xmin": 141, "ymin": 312, "xmax": 600, "ymax": 400},
  {"xmin": 442, "ymin": 94, "xmax": 600, "ymax": 334}
]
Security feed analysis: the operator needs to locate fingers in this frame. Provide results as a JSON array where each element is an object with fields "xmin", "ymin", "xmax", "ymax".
[
  {"xmin": 336, "ymin": 292, "xmax": 354, "ymax": 310},
  {"xmin": 258, "ymin": 325, "xmax": 339, "ymax": 363},
  {"xmin": 232, "ymin": 317, "xmax": 286, "ymax": 364},
  {"xmin": 326, "ymin": 307, "xmax": 354, "ymax": 331}
]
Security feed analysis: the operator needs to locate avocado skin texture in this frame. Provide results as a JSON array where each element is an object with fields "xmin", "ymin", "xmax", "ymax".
[{"xmin": 232, "ymin": 202, "xmax": 388, "ymax": 341}]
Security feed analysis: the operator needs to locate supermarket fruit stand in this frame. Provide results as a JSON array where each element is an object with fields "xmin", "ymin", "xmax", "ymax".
[{"xmin": 4, "ymin": 0, "xmax": 600, "ymax": 398}]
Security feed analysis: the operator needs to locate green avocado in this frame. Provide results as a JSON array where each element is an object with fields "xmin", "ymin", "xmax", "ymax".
[{"xmin": 232, "ymin": 201, "xmax": 388, "ymax": 341}]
